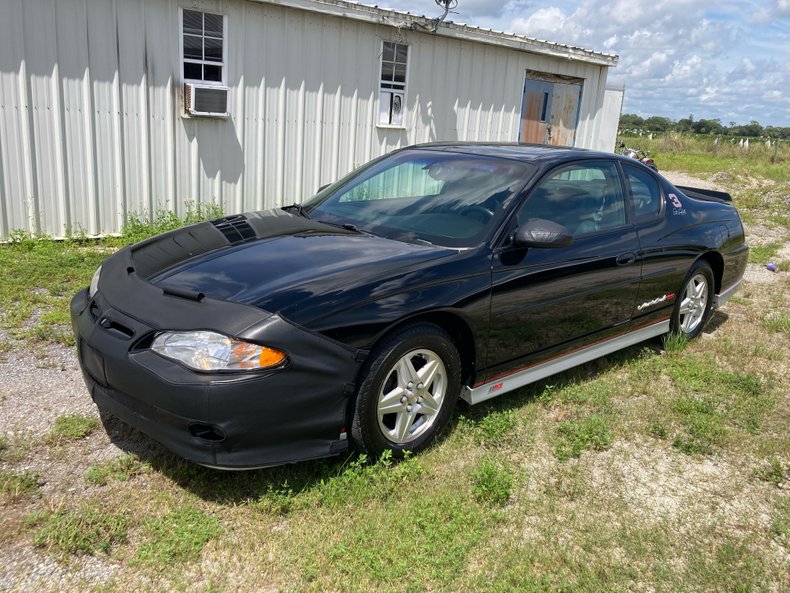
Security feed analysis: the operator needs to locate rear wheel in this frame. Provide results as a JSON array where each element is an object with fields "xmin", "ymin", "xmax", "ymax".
[
  {"xmin": 350, "ymin": 323, "xmax": 461, "ymax": 457},
  {"xmin": 670, "ymin": 260, "xmax": 714, "ymax": 339}
]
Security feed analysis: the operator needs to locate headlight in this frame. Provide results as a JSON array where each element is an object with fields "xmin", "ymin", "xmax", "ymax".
[
  {"xmin": 89, "ymin": 265, "xmax": 102, "ymax": 299},
  {"xmin": 150, "ymin": 331, "xmax": 287, "ymax": 372}
]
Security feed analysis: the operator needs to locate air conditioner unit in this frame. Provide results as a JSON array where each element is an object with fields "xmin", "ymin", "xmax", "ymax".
[{"xmin": 184, "ymin": 83, "xmax": 229, "ymax": 117}]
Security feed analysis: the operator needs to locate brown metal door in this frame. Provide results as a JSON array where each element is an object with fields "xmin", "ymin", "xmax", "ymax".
[{"xmin": 519, "ymin": 72, "xmax": 583, "ymax": 147}]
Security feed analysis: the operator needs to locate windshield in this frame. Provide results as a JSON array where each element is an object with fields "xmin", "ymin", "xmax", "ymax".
[{"xmin": 304, "ymin": 149, "xmax": 533, "ymax": 247}]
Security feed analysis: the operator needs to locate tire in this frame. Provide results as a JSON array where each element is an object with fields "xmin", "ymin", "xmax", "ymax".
[
  {"xmin": 350, "ymin": 323, "xmax": 461, "ymax": 457},
  {"xmin": 670, "ymin": 260, "xmax": 714, "ymax": 339}
]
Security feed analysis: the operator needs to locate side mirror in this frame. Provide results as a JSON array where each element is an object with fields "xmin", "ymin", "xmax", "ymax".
[{"xmin": 513, "ymin": 218, "xmax": 573, "ymax": 249}]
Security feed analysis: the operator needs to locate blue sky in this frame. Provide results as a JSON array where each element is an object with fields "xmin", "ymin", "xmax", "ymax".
[{"xmin": 377, "ymin": 0, "xmax": 790, "ymax": 126}]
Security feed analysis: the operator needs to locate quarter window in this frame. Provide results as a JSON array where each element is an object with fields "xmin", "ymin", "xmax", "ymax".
[
  {"xmin": 379, "ymin": 42, "xmax": 408, "ymax": 126},
  {"xmin": 623, "ymin": 165, "xmax": 661, "ymax": 218},
  {"xmin": 518, "ymin": 161, "xmax": 626, "ymax": 236},
  {"xmin": 182, "ymin": 9, "xmax": 225, "ymax": 84}
]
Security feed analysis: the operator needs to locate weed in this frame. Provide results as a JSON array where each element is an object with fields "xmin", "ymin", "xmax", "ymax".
[
  {"xmin": 761, "ymin": 312, "xmax": 790, "ymax": 334},
  {"xmin": 85, "ymin": 454, "xmax": 146, "ymax": 486},
  {"xmin": 472, "ymin": 457, "xmax": 514, "ymax": 506},
  {"xmin": 47, "ymin": 413, "xmax": 98, "ymax": 442},
  {"xmin": 554, "ymin": 415, "xmax": 613, "ymax": 460},
  {"xmin": 749, "ymin": 243, "xmax": 781, "ymax": 265},
  {"xmin": 134, "ymin": 505, "xmax": 222, "ymax": 567},
  {"xmin": 465, "ymin": 409, "xmax": 519, "ymax": 447},
  {"xmin": 0, "ymin": 469, "xmax": 40, "ymax": 502},
  {"xmin": 648, "ymin": 420, "xmax": 668, "ymax": 439},
  {"xmin": 671, "ymin": 396, "xmax": 725, "ymax": 455},
  {"xmin": 756, "ymin": 458, "xmax": 787, "ymax": 487},
  {"xmin": 30, "ymin": 505, "xmax": 128, "ymax": 556},
  {"xmin": 772, "ymin": 501, "xmax": 790, "ymax": 541},
  {"xmin": 663, "ymin": 332, "xmax": 690, "ymax": 355}
]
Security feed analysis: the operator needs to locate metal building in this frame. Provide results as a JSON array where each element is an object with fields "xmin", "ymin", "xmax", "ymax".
[{"xmin": 0, "ymin": 0, "xmax": 620, "ymax": 238}]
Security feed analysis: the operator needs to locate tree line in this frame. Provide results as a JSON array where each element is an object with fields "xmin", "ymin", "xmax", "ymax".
[{"xmin": 619, "ymin": 114, "xmax": 790, "ymax": 139}]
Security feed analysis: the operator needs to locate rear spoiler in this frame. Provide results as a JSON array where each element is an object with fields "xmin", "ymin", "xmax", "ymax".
[{"xmin": 676, "ymin": 185, "xmax": 732, "ymax": 203}]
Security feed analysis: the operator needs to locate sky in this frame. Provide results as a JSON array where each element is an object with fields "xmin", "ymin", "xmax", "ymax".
[{"xmin": 376, "ymin": 0, "xmax": 790, "ymax": 126}]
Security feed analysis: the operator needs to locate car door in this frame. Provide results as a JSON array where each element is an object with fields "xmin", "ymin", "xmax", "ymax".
[{"xmin": 484, "ymin": 159, "xmax": 642, "ymax": 381}]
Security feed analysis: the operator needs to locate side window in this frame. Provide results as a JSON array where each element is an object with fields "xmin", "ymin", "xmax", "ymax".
[
  {"xmin": 517, "ymin": 161, "xmax": 626, "ymax": 236},
  {"xmin": 379, "ymin": 42, "xmax": 408, "ymax": 126},
  {"xmin": 623, "ymin": 165, "xmax": 662, "ymax": 219}
]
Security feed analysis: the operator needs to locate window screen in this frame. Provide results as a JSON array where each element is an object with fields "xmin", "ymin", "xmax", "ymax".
[
  {"xmin": 183, "ymin": 9, "xmax": 225, "ymax": 84},
  {"xmin": 379, "ymin": 42, "xmax": 408, "ymax": 126}
]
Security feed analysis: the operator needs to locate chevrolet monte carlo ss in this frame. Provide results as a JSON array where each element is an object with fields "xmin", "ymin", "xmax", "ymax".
[{"xmin": 71, "ymin": 143, "xmax": 748, "ymax": 469}]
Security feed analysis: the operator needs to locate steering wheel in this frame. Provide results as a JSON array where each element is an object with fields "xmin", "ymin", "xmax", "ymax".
[{"xmin": 463, "ymin": 205, "xmax": 494, "ymax": 224}]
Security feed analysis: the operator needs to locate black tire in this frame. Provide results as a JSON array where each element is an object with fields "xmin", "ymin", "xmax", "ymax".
[
  {"xmin": 670, "ymin": 260, "xmax": 714, "ymax": 339},
  {"xmin": 350, "ymin": 323, "xmax": 461, "ymax": 457}
]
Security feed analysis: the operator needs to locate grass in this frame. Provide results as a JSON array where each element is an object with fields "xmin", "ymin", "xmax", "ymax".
[
  {"xmin": 1, "ymin": 165, "xmax": 789, "ymax": 590},
  {"xmin": 47, "ymin": 413, "xmax": 99, "ymax": 442},
  {"xmin": 134, "ymin": 506, "xmax": 222, "ymax": 567},
  {"xmin": 29, "ymin": 505, "xmax": 128, "ymax": 556},
  {"xmin": 85, "ymin": 454, "xmax": 147, "ymax": 486},
  {"xmin": 0, "ymin": 469, "xmax": 40, "ymax": 502}
]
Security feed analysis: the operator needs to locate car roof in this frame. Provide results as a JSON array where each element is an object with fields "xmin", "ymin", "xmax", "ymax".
[{"xmin": 408, "ymin": 142, "xmax": 616, "ymax": 165}]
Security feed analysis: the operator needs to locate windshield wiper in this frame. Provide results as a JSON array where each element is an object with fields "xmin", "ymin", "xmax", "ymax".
[{"xmin": 282, "ymin": 203, "xmax": 310, "ymax": 218}]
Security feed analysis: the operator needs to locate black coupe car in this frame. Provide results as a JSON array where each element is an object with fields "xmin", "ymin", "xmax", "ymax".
[{"xmin": 71, "ymin": 143, "xmax": 748, "ymax": 469}]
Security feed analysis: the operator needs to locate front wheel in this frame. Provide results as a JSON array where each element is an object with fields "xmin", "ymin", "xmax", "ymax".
[
  {"xmin": 670, "ymin": 260, "xmax": 714, "ymax": 339},
  {"xmin": 350, "ymin": 323, "xmax": 461, "ymax": 457}
]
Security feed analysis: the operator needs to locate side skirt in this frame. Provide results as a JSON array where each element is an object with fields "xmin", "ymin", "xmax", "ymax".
[{"xmin": 461, "ymin": 319, "xmax": 670, "ymax": 405}]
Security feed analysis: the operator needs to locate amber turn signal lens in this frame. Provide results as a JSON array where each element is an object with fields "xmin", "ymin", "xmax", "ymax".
[{"xmin": 259, "ymin": 347, "xmax": 287, "ymax": 368}]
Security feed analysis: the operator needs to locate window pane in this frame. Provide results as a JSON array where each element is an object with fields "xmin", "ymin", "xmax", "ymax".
[
  {"xmin": 395, "ymin": 44, "xmax": 408, "ymax": 63},
  {"xmin": 625, "ymin": 166, "xmax": 661, "ymax": 218},
  {"xmin": 382, "ymin": 42, "xmax": 395, "ymax": 62},
  {"xmin": 204, "ymin": 64, "xmax": 222, "ymax": 82},
  {"xmin": 183, "ymin": 34, "xmax": 203, "ymax": 60},
  {"xmin": 204, "ymin": 37, "xmax": 223, "ymax": 62},
  {"xmin": 394, "ymin": 63, "xmax": 406, "ymax": 83},
  {"xmin": 204, "ymin": 13, "xmax": 223, "ymax": 36},
  {"xmin": 183, "ymin": 10, "xmax": 203, "ymax": 35},
  {"xmin": 184, "ymin": 62, "xmax": 202, "ymax": 80},
  {"xmin": 380, "ymin": 61, "xmax": 394, "ymax": 82},
  {"xmin": 520, "ymin": 162, "xmax": 624, "ymax": 235}
]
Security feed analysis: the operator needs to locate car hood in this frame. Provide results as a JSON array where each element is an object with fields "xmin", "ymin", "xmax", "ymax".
[{"xmin": 133, "ymin": 210, "xmax": 454, "ymax": 324}]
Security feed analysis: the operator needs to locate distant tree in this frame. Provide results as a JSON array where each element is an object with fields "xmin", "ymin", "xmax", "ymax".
[
  {"xmin": 675, "ymin": 118, "xmax": 693, "ymax": 132},
  {"xmin": 619, "ymin": 113, "xmax": 644, "ymax": 129},
  {"xmin": 692, "ymin": 118, "xmax": 724, "ymax": 135},
  {"xmin": 643, "ymin": 116, "xmax": 673, "ymax": 132}
]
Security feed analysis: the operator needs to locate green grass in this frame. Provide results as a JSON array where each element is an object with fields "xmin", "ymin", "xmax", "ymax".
[
  {"xmin": 755, "ymin": 458, "xmax": 787, "ymax": 487},
  {"xmin": 472, "ymin": 457, "xmax": 514, "ymax": 506},
  {"xmin": 748, "ymin": 242, "xmax": 780, "ymax": 265},
  {"xmin": 554, "ymin": 415, "xmax": 614, "ymax": 460},
  {"xmin": 85, "ymin": 454, "xmax": 146, "ymax": 486},
  {"xmin": 47, "ymin": 413, "xmax": 98, "ymax": 442},
  {"xmin": 761, "ymin": 312, "xmax": 790, "ymax": 334},
  {"xmin": 0, "ymin": 469, "xmax": 40, "ymax": 502},
  {"xmin": 29, "ymin": 505, "xmax": 128, "ymax": 556},
  {"xmin": 134, "ymin": 505, "xmax": 222, "ymax": 567}
]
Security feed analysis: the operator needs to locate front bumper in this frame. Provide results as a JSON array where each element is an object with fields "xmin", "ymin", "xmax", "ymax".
[{"xmin": 70, "ymin": 251, "xmax": 363, "ymax": 469}]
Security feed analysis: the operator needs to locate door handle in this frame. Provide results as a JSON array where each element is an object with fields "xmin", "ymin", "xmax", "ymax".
[{"xmin": 616, "ymin": 252, "xmax": 636, "ymax": 266}]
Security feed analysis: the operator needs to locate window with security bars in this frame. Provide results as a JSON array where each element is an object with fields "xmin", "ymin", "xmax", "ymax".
[
  {"xmin": 379, "ymin": 42, "xmax": 408, "ymax": 126},
  {"xmin": 182, "ymin": 9, "xmax": 225, "ymax": 84}
]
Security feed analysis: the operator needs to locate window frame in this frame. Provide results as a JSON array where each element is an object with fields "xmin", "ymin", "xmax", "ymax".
[
  {"xmin": 378, "ymin": 40, "xmax": 409, "ymax": 129},
  {"xmin": 179, "ymin": 7, "xmax": 228, "ymax": 87}
]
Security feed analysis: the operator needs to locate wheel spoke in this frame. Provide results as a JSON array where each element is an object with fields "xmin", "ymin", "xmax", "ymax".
[
  {"xmin": 393, "ymin": 410, "xmax": 414, "ymax": 441},
  {"xmin": 378, "ymin": 386, "xmax": 405, "ymax": 414},
  {"xmin": 418, "ymin": 392, "xmax": 441, "ymax": 416},
  {"xmin": 397, "ymin": 357, "xmax": 419, "ymax": 386},
  {"xmin": 678, "ymin": 297, "xmax": 693, "ymax": 316},
  {"xmin": 417, "ymin": 358, "xmax": 440, "ymax": 388},
  {"xmin": 694, "ymin": 281, "xmax": 706, "ymax": 299}
]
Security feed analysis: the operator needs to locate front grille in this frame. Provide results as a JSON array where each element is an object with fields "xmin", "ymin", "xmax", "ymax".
[{"xmin": 212, "ymin": 215, "xmax": 257, "ymax": 244}]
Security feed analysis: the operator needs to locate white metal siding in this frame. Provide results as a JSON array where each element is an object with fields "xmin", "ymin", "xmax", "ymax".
[{"xmin": 0, "ymin": 0, "xmax": 611, "ymax": 238}]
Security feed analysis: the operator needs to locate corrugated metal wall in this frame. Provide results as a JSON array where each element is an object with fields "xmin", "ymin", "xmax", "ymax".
[{"xmin": 0, "ymin": 0, "xmax": 611, "ymax": 238}]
